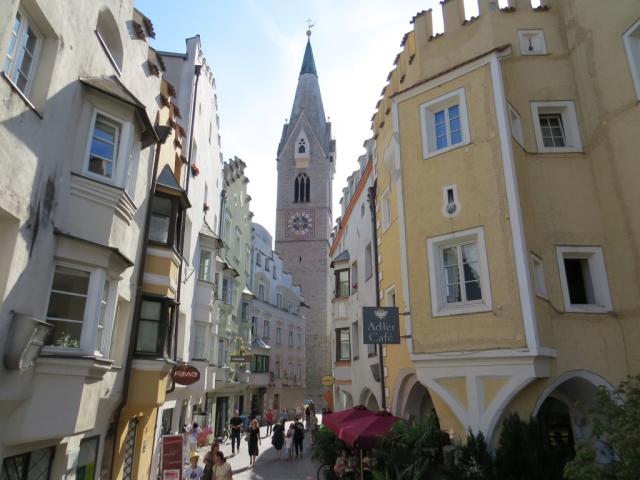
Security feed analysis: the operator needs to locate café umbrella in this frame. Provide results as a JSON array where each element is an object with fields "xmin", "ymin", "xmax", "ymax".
[
  {"xmin": 322, "ymin": 405, "xmax": 371, "ymax": 433},
  {"xmin": 338, "ymin": 410, "xmax": 401, "ymax": 449}
]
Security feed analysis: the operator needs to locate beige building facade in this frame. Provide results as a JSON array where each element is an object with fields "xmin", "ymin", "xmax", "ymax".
[{"xmin": 373, "ymin": 0, "xmax": 640, "ymax": 446}]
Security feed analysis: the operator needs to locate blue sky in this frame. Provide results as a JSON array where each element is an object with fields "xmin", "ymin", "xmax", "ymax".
[{"xmin": 134, "ymin": 0, "xmax": 460, "ymax": 235}]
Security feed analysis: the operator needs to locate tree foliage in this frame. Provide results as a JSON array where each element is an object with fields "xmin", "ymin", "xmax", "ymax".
[{"xmin": 564, "ymin": 375, "xmax": 640, "ymax": 480}]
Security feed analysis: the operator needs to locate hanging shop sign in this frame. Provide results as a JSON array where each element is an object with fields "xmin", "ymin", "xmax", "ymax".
[
  {"xmin": 230, "ymin": 355, "xmax": 253, "ymax": 363},
  {"xmin": 171, "ymin": 364, "xmax": 200, "ymax": 385},
  {"xmin": 321, "ymin": 375, "xmax": 334, "ymax": 386},
  {"xmin": 362, "ymin": 307, "xmax": 400, "ymax": 344},
  {"xmin": 161, "ymin": 434, "xmax": 183, "ymax": 480}
]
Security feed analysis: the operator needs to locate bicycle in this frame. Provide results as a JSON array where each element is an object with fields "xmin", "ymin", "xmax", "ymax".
[{"xmin": 217, "ymin": 423, "xmax": 230, "ymax": 444}]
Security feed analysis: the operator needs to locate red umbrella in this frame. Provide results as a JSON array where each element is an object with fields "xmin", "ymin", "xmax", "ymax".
[
  {"xmin": 339, "ymin": 410, "xmax": 401, "ymax": 449},
  {"xmin": 322, "ymin": 405, "xmax": 371, "ymax": 435}
]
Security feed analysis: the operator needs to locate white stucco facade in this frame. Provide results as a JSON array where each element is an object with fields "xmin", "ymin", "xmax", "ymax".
[
  {"xmin": 0, "ymin": 0, "xmax": 160, "ymax": 476},
  {"xmin": 330, "ymin": 140, "xmax": 382, "ymax": 411}
]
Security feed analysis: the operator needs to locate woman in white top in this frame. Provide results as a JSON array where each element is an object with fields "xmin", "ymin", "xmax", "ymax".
[
  {"xmin": 212, "ymin": 451, "xmax": 233, "ymax": 480},
  {"xmin": 285, "ymin": 422, "xmax": 295, "ymax": 459}
]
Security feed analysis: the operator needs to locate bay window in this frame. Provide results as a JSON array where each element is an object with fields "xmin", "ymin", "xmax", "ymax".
[
  {"xmin": 87, "ymin": 113, "xmax": 120, "ymax": 179},
  {"xmin": 335, "ymin": 269, "xmax": 349, "ymax": 298},
  {"xmin": 198, "ymin": 249, "xmax": 213, "ymax": 282},
  {"xmin": 148, "ymin": 193, "xmax": 182, "ymax": 248},
  {"xmin": 192, "ymin": 322, "xmax": 208, "ymax": 360},
  {"xmin": 135, "ymin": 297, "xmax": 176, "ymax": 357},
  {"xmin": 44, "ymin": 264, "xmax": 116, "ymax": 356}
]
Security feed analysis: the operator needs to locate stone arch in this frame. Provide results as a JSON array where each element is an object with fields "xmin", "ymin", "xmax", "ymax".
[
  {"xmin": 392, "ymin": 370, "xmax": 438, "ymax": 423},
  {"xmin": 532, "ymin": 370, "xmax": 614, "ymax": 447},
  {"xmin": 335, "ymin": 387, "xmax": 354, "ymax": 410},
  {"xmin": 96, "ymin": 8, "xmax": 124, "ymax": 72},
  {"xmin": 359, "ymin": 387, "xmax": 379, "ymax": 411}
]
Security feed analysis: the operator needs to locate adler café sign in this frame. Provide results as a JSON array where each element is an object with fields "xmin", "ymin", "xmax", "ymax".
[
  {"xmin": 362, "ymin": 307, "xmax": 400, "ymax": 344},
  {"xmin": 171, "ymin": 364, "xmax": 200, "ymax": 385}
]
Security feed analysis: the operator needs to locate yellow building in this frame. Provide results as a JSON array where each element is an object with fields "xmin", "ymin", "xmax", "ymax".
[
  {"xmin": 112, "ymin": 65, "xmax": 191, "ymax": 478},
  {"xmin": 375, "ymin": 0, "xmax": 640, "ymax": 446}
]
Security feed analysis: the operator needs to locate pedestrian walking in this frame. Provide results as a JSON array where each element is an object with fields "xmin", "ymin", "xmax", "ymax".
[
  {"xmin": 212, "ymin": 451, "xmax": 233, "ymax": 480},
  {"xmin": 272, "ymin": 419, "xmax": 285, "ymax": 459},
  {"xmin": 247, "ymin": 418, "xmax": 261, "ymax": 466},
  {"xmin": 184, "ymin": 452, "xmax": 204, "ymax": 479},
  {"xmin": 293, "ymin": 417, "xmax": 305, "ymax": 459},
  {"xmin": 305, "ymin": 405, "xmax": 311, "ymax": 430},
  {"xmin": 204, "ymin": 442, "xmax": 220, "ymax": 465},
  {"xmin": 285, "ymin": 422, "xmax": 295, "ymax": 459},
  {"xmin": 229, "ymin": 410, "xmax": 243, "ymax": 455},
  {"xmin": 265, "ymin": 408, "xmax": 274, "ymax": 436},
  {"xmin": 202, "ymin": 455, "xmax": 213, "ymax": 480}
]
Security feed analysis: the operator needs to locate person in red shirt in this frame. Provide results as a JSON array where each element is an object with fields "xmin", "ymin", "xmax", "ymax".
[{"xmin": 264, "ymin": 409, "xmax": 274, "ymax": 436}]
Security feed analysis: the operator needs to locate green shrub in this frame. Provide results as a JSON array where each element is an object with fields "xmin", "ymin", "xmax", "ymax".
[{"xmin": 311, "ymin": 425, "xmax": 349, "ymax": 466}]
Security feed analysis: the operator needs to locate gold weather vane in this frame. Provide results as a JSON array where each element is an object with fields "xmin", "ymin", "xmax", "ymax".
[{"xmin": 306, "ymin": 18, "xmax": 315, "ymax": 37}]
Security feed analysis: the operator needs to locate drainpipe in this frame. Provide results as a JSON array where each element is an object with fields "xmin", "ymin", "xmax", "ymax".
[
  {"xmin": 105, "ymin": 125, "xmax": 172, "ymax": 480},
  {"xmin": 168, "ymin": 63, "xmax": 202, "ymax": 395},
  {"xmin": 367, "ymin": 180, "xmax": 387, "ymax": 411}
]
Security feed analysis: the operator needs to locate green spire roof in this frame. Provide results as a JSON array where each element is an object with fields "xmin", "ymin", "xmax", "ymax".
[{"xmin": 300, "ymin": 39, "xmax": 317, "ymax": 77}]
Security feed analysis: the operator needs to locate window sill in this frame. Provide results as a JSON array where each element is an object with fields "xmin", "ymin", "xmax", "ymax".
[
  {"xmin": 433, "ymin": 302, "xmax": 492, "ymax": 317},
  {"xmin": 535, "ymin": 147, "xmax": 583, "ymax": 154},
  {"xmin": 423, "ymin": 140, "xmax": 471, "ymax": 160},
  {"xmin": 1, "ymin": 72, "xmax": 43, "ymax": 119},
  {"xmin": 564, "ymin": 304, "xmax": 611, "ymax": 314},
  {"xmin": 36, "ymin": 353, "xmax": 114, "ymax": 379},
  {"xmin": 335, "ymin": 360, "xmax": 351, "ymax": 366}
]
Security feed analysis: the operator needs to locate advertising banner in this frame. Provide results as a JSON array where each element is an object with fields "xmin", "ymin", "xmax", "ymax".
[{"xmin": 161, "ymin": 434, "xmax": 183, "ymax": 480}]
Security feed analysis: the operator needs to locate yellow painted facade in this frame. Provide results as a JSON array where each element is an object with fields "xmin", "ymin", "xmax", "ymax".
[
  {"xmin": 374, "ymin": 0, "xmax": 640, "ymax": 445},
  {"xmin": 113, "ymin": 76, "xmax": 187, "ymax": 479}
]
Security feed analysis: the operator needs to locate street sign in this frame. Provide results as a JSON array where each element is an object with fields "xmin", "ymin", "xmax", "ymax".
[
  {"xmin": 321, "ymin": 375, "xmax": 334, "ymax": 386},
  {"xmin": 362, "ymin": 307, "xmax": 400, "ymax": 344},
  {"xmin": 230, "ymin": 355, "xmax": 253, "ymax": 363},
  {"xmin": 171, "ymin": 365, "xmax": 200, "ymax": 385},
  {"xmin": 161, "ymin": 435, "xmax": 183, "ymax": 480}
]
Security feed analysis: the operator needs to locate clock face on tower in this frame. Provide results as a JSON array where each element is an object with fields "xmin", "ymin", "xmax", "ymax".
[{"xmin": 286, "ymin": 209, "xmax": 315, "ymax": 239}]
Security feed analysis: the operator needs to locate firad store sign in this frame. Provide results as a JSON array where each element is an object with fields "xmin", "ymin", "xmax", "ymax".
[
  {"xmin": 171, "ymin": 364, "xmax": 200, "ymax": 386},
  {"xmin": 362, "ymin": 307, "xmax": 400, "ymax": 344}
]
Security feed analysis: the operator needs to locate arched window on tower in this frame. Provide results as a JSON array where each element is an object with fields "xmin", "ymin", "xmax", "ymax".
[
  {"xmin": 298, "ymin": 138, "xmax": 306, "ymax": 154},
  {"xmin": 294, "ymin": 173, "xmax": 310, "ymax": 203}
]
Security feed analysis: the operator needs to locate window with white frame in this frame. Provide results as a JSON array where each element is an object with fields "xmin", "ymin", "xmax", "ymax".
[
  {"xmin": 276, "ymin": 292, "xmax": 283, "ymax": 308},
  {"xmin": 556, "ymin": 246, "xmax": 612, "ymax": 313},
  {"xmin": 275, "ymin": 360, "xmax": 281, "ymax": 378},
  {"xmin": 265, "ymin": 257, "xmax": 271, "ymax": 271},
  {"xmin": 351, "ymin": 262, "xmax": 358, "ymax": 292},
  {"xmin": 198, "ymin": 249, "xmax": 213, "ymax": 282},
  {"xmin": 288, "ymin": 330, "xmax": 293, "ymax": 347},
  {"xmin": 529, "ymin": 252, "xmax": 548, "ymax": 299},
  {"xmin": 427, "ymin": 226, "xmax": 492, "ymax": 316},
  {"xmin": 297, "ymin": 332, "xmax": 303, "ymax": 348},
  {"xmin": 251, "ymin": 316, "xmax": 258, "ymax": 337},
  {"xmin": 263, "ymin": 320, "xmax": 270, "ymax": 338},
  {"xmin": 3, "ymin": 9, "xmax": 41, "ymax": 96},
  {"xmin": 508, "ymin": 103, "xmax": 524, "ymax": 147},
  {"xmin": 518, "ymin": 29, "xmax": 547, "ymax": 55},
  {"xmin": 297, "ymin": 363, "xmax": 302, "ymax": 379},
  {"xmin": 351, "ymin": 322, "xmax": 360, "ymax": 359},
  {"xmin": 45, "ymin": 264, "xmax": 116, "ymax": 355},
  {"xmin": 258, "ymin": 283, "xmax": 265, "ymax": 302},
  {"xmin": 420, "ymin": 88, "xmax": 470, "ymax": 158},
  {"xmin": 86, "ymin": 112, "xmax": 121, "ymax": 180},
  {"xmin": 287, "ymin": 362, "xmax": 293, "ymax": 378},
  {"xmin": 256, "ymin": 252, "xmax": 262, "ymax": 266},
  {"xmin": 276, "ymin": 327, "xmax": 282, "ymax": 344},
  {"xmin": 531, "ymin": 101, "xmax": 582, "ymax": 153},
  {"xmin": 192, "ymin": 322, "xmax": 208, "ymax": 360},
  {"xmin": 336, "ymin": 328, "xmax": 350, "ymax": 361},
  {"xmin": 624, "ymin": 18, "xmax": 640, "ymax": 100},
  {"xmin": 365, "ymin": 243, "xmax": 373, "ymax": 280},
  {"xmin": 217, "ymin": 339, "xmax": 225, "ymax": 366}
]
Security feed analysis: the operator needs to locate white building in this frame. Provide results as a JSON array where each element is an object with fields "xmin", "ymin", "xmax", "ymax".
[
  {"xmin": 250, "ymin": 223, "xmax": 306, "ymax": 415},
  {"xmin": 330, "ymin": 140, "xmax": 383, "ymax": 411},
  {"xmin": 0, "ymin": 1, "xmax": 161, "ymax": 476}
]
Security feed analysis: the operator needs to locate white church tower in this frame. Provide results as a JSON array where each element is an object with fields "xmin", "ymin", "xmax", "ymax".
[{"xmin": 274, "ymin": 31, "xmax": 336, "ymax": 407}]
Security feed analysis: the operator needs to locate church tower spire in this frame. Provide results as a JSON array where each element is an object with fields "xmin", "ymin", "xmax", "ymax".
[{"xmin": 274, "ymin": 30, "xmax": 335, "ymax": 408}]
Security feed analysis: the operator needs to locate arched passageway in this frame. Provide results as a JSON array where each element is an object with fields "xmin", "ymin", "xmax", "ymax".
[{"xmin": 360, "ymin": 388, "xmax": 380, "ymax": 411}]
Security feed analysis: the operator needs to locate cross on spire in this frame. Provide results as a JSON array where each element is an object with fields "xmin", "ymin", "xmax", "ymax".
[{"xmin": 306, "ymin": 18, "xmax": 315, "ymax": 37}]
